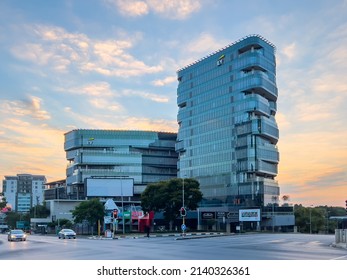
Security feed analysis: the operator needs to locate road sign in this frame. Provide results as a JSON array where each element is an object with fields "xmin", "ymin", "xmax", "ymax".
[{"xmin": 181, "ymin": 224, "xmax": 186, "ymax": 231}]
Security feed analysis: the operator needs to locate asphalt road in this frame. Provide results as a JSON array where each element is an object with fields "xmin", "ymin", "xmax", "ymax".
[{"xmin": 1, "ymin": 232, "xmax": 346, "ymax": 260}]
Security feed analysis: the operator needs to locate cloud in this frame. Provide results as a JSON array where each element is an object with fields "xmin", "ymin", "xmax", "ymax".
[
  {"xmin": 281, "ymin": 42, "xmax": 296, "ymax": 61},
  {"xmin": 294, "ymin": 100, "xmax": 336, "ymax": 122},
  {"xmin": 121, "ymin": 89, "xmax": 169, "ymax": 103},
  {"xmin": 58, "ymin": 81, "xmax": 169, "ymax": 105},
  {"xmin": 112, "ymin": 0, "xmax": 149, "ymax": 16},
  {"xmin": 151, "ymin": 76, "xmax": 177, "ymax": 86},
  {"xmin": 306, "ymin": 169, "xmax": 347, "ymax": 189},
  {"xmin": 147, "ymin": 0, "xmax": 201, "ymax": 20},
  {"xmin": 0, "ymin": 96, "xmax": 51, "ymax": 121},
  {"xmin": 186, "ymin": 33, "xmax": 229, "ymax": 55},
  {"xmin": 275, "ymin": 112, "xmax": 291, "ymax": 131},
  {"xmin": 10, "ymin": 24, "xmax": 163, "ymax": 77},
  {"xmin": 277, "ymin": 129, "xmax": 347, "ymax": 196},
  {"xmin": 58, "ymin": 82, "xmax": 114, "ymax": 97},
  {"xmin": 123, "ymin": 116, "xmax": 177, "ymax": 131},
  {"xmin": 88, "ymin": 98, "xmax": 124, "ymax": 112},
  {"xmin": 108, "ymin": 0, "xmax": 201, "ymax": 19},
  {"xmin": 0, "ymin": 118, "xmax": 66, "ymax": 181},
  {"xmin": 63, "ymin": 108, "xmax": 177, "ymax": 132}
]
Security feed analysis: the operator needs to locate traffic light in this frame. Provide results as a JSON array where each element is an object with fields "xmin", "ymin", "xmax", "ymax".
[
  {"xmin": 345, "ymin": 200, "xmax": 347, "ymax": 214},
  {"xmin": 114, "ymin": 210, "xmax": 119, "ymax": 218},
  {"xmin": 180, "ymin": 207, "xmax": 186, "ymax": 217}
]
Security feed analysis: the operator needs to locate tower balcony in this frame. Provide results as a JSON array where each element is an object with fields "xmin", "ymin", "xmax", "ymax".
[
  {"xmin": 241, "ymin": 94, "xmax": 272, "ymax": 117},
  {"xmin": 175, "ymin": 140, "xmax": 186, "ymax": 152},
  {"xmin": 235, "ymin": 52, "xmax": 275, "ymax": 75},
  {"xmin": 236, "ymin": 73, "xmax": 278, "ymax": 101}
]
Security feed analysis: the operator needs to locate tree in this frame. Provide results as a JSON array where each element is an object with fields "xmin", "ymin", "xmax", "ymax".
[
  {"xmin": 71, "ymin": 198, "xmax": 104, "ymax": 235},
  {"xmin": 294, "ymin": 204, "xmax": 344, "ymax": 233},
  {"xmin": 141, "ymin": 178, "xmax": 203, "ymax": 230},
  {"xmin": 30, "ymin": 204, "xmax": 50, "ymax": 218},
  {"xmin": 5, "ymin": 211, "xmax": 30, "ymax": 229},
  {"xmin": 0, "ymin": 194, "xmax": 7, "ymax": 210}
]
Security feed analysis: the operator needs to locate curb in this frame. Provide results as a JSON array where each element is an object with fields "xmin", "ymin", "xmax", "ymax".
[
  {"xmin": 331, "ymin": 242, "xmax": 347, "ymax": 249},
  {"xmin": 88, "ymin": 232, "xmax": 229, "ymax": 240}
]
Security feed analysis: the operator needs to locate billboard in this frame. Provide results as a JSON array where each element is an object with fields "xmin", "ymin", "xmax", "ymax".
[
  {"xmin": 86, "ymin": 178, "xmax": 134, "ymax": 197},
  {"xmin": 239, "ymin": 209, "xmax": 261, "ymax": 222}
]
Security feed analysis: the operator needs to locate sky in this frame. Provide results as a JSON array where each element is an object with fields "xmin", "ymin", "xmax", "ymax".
[{"xmin": 0, "ymin": 0, "xmax": 346, "ymax": 207}]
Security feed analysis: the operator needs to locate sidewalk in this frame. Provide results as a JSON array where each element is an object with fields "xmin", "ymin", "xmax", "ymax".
[
  {"xmin": 331, "ymin": 242, "xmax": 347, "ymax": 249},
  {"xmin": 88, "ymin": 232, "xmax": 228, "ymax": 240}
]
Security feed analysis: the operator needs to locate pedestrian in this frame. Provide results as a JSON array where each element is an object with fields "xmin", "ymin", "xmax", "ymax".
[{"xmin": 145, "ymin": 225, "xmax": 150, "ymax": 238}]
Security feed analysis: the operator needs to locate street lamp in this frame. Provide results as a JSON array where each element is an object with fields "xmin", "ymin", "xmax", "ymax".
[
  {"xmin": 309, "ymin": 205, "xmax": 313, "ymax": 234},
  {"xmin": 181, "ymin": 175, "xmax": 187, "ymax": 235},
  {"xmin": 121, "ymin": 176, "xmax": 125, "ymax": 235},
  {"xmin": 182, "ymin": 176, "xmax": 185, "ymax": 209}
]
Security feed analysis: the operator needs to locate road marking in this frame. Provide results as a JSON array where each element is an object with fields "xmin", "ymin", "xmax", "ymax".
[
  {"xmin": 331, "ymin": 255, "xmax": 347, "ymax": 260},
  {"xmin": 269, "ymin": 239, "xmax": 286, "ymax": 243}
]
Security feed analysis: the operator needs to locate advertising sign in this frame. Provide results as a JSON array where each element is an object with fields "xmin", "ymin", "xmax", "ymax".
[
  {"xmin": 86, "ymin": 177, "xmax": 134, "ymax": 197},
  {"xmin": 216, "ymin": 211, "xmax": 226, "ymax": 219},
  {"xmin": 201, "ymin": 212, "xmax": 216, "ymax": 220},
  {"xmin": 239, "ymin": 209, "xmax": 261, "ymax": 222}
]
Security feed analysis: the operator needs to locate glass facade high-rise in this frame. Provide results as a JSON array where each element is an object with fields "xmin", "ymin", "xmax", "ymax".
[
  {"xmin": 176, "ymin": 35, "xmax": 280, "ymax": 212},
  {"xmin": 64, "ymin": 129, "xmax": 178, "ymax": 201}
]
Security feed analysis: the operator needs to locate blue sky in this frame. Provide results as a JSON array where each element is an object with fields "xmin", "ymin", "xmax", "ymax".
[{"xmin": 0, "ymin": 0, "xmax": 346, "ymax": 207}]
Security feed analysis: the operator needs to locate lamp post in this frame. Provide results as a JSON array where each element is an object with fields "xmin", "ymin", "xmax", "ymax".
[
  {"xmin": 309, "ymin": 205, "xmax": 313, "ymax": 234},
  {"xmin": 182, "ymin": 176, "xmax": 185, "ymax": 227},
  {"xmin": 57, "ymin": 189, "xmax": 60, "ymax": 230},
  {"xmin": 181, "ymin": 175, "xmax": 187, "ymax": 236},
  {"xmin": 121, "ymin": 176, "xmax": 125, "ymax": 235}
]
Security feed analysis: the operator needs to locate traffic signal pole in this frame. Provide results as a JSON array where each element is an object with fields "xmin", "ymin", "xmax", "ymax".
[{"xmin": 181, "ymin": 177, "xmax": 186, "ymax": 236}]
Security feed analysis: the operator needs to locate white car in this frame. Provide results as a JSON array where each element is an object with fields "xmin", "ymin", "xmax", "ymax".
[
  {"xmin": 58, "ymin": 229, "xmax": 76, "ymax": 239},
  {"xmin": 8, "ymin": 229, "xmax": 27, "ymax": 242}
]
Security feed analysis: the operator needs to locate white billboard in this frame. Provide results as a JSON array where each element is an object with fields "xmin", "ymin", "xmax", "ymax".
[
  {"xmin": 86, "ymin": 178, "xmax": 134, "ymax": 197},
  {"xmin": 239, "ymin": 209, "xmax": 261, "ymax": 222}
]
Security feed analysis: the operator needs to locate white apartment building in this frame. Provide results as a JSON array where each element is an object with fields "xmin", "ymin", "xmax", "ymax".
[{"xmin": 3, "ymin": 174, "xmax": 46, "ymax": 212}]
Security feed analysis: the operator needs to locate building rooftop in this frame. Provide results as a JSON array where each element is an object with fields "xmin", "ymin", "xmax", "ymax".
[{"xmin": 177, "ymin": 34, "xmax": 276, "ymax": 72}]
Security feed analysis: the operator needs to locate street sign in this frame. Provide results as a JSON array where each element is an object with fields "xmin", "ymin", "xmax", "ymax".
[{"xmin": 181, "ymin": 224, "xmax": 186, "ymax": 231}]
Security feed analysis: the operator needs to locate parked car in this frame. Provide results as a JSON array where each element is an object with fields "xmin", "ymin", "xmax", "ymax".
[
  {"xmin": 8, "ymin": 229, "xmax": 27, "ymax": 242},
  {"xmin": 58, "ymin": 229, "xmax": 76, "ymax": 239}
]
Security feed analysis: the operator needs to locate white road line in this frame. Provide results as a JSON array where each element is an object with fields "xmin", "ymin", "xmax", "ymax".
[{"xmin": 331, "ymin": 255, "xmax": 347, "ymax": 260}]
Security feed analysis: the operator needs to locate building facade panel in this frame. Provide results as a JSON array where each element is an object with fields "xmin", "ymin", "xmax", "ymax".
[
  {"xmin": 64, "ymin": 129, "xmax": 178, "ymax": 200},
  {"xmin": 3, "ymin": 174, "xmax": 46, "ymax": 212},
  {"xmin": 176, "ymin": 35, "xmax": 280, "ymax": 213}
]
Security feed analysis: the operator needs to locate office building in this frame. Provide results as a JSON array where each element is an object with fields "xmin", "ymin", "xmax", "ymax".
[
  {"xmin": 3, "ymin": 174, "xmax": 46, "ymax": 212},
  {"xmin": 176, "ymin": 35, "xmax": 293, "ymax": 230},
  {"xmin": 64, "ymin": 129, "xmax": 178, "ymax": 203}
]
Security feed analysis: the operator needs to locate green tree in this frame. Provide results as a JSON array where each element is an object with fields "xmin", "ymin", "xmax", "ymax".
[
  {"xmin": 0, "ymin": 194, "xmax": 7, "ymax": 210},
  {"xmin": 55, "ymin": 218, "xmax": 73, "ymax": 228},
  {"xmin": 5, "ymin": 211, "xmax": 30, "ymax": 229},
  {"xmin": 30, "ymin": 204, "xmax": 50, "ymax": 218},
  {"xmin": 294, "ymin": 204, "xmax": 345, "ymax": 233},
  {"xmin": 141, "ymin": 178, "xmax": 203, "ymax": 230},
  {"xmin": 71, "ymin": 198, "xmax": 104, "ymax": 235}
]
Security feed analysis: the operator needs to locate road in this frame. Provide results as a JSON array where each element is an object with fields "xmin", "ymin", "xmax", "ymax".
[{"xmin": 0, "ymin": 232, "xmax": 346, "ymax": 260}]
